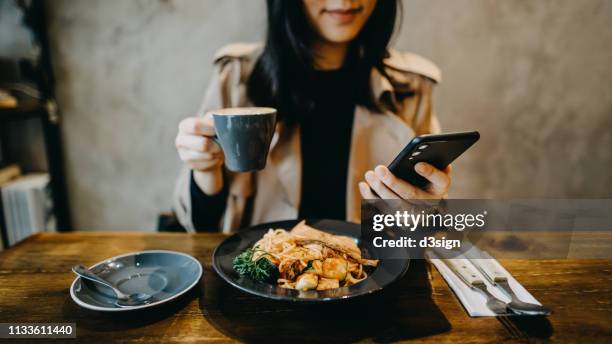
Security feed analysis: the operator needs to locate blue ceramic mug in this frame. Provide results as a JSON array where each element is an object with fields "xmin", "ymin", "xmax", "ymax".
[{"xmin": 211, "ymin": 107, "xmax": 277, "ymax": 172}]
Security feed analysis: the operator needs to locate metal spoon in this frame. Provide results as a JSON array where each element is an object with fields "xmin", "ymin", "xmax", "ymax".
[{"xmin": 72, "ymin": 264, "xmax": 151, "ymax": 307}]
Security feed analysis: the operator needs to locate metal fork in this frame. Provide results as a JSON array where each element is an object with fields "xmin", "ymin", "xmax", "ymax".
[
  {"xmin": 469, "ymin": 280, "xmax": 509, "ymax": 315},
  {"xmin": 440, "ymin": 257, "xmax": 511, "ymax": 315}
]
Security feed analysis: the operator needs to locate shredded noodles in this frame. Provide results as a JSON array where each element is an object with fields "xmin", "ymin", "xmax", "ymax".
[{"xmin": 248, "ymin": 221, "xmax": 378, "ymax": 291}]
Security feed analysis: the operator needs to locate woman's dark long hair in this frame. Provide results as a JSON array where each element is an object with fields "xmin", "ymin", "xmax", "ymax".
[{"xmin": 247, "ymin": 0, "xmax": 402, "ymax": 126}]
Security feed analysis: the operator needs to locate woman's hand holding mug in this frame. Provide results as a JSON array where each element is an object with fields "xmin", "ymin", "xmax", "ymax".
[
  {"xmin": 175, "ymin": 113, "xmax": 224, "ymax": 195},
  {"xmin": 176, "ymin": 107, "xmax": 277, "ymax": 195}
]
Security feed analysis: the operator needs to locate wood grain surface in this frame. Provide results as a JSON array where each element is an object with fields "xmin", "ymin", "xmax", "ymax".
[{"xmin": 0, "ymin": 232, "xmax": 610, "ymax": 343}]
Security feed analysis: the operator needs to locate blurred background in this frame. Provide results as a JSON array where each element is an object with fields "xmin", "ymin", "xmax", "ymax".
[{"xmin": 0, "ymin": 0, "xmax": 610, "ymax": 238}]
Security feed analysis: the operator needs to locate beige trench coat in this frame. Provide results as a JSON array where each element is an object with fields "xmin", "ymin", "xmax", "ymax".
[{"xmin": 173, "ymin": 42, "xmax": 441, "ymax": 233}]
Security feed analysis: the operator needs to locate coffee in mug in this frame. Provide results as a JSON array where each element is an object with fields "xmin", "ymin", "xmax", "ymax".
[{"xmin": 211, "ymin": 107, "xmax": 277, "ymax": 172}]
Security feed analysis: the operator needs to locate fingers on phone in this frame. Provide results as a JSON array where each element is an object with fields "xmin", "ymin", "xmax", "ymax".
[
  {"xmin": 374, "ymin": 166, "xmax": 424, "ymax": 200},
  {"xmin": 415, "ymin": 162, "xmax": 451, "ymax": 195},
  {"xmin": 359, "ymin": 182, "xmax": 378, "ymax": 199},
  {"xmin": 365, "ymin": 170, "xmax": 400, "ymax": 199}
]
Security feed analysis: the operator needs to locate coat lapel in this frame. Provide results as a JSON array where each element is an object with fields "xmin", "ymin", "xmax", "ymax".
[
  {"xmin": 346, "ymin": 106, "xmax": 414, "ymax": 223},
  {"xmin": 267, "ymin": 122, "xmax": 302, "ymax": 210}
]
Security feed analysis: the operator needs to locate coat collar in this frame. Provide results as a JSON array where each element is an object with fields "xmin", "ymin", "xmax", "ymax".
[
  {"xmin": 219, "ymin": 43, "xmax": 439, "ymax": 107},
  {"xmin": 371, "ymin": 66, "xmax": 395, "ymax": 102}
]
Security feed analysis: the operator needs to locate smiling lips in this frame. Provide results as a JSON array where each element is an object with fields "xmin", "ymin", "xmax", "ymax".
[{"xmin": 323, "ymin": 6, "xmax": 364, "ymax": 24}]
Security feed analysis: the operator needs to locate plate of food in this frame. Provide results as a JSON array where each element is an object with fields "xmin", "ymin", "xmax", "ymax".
[{"xmin": 212, "ymin": 219, "xmax": 409, "ymax": 302}]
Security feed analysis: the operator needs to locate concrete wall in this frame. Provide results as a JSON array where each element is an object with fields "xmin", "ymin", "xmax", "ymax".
[
  {"xmin": 0, "ymin": 0, "xmax": 35, "ymax": 59},
  {"xmin": 45, "ymin": 0, "xmax": 612, "ymax": 231}
]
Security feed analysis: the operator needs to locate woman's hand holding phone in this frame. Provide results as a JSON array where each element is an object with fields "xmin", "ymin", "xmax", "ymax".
[
  {"xmin": 358, "ymin": 163, "xmax": 452, "ymax": 201},
  {"xmin": 175, "ymin": 113, "xmax": 224, "ymax": 195},
  {"xmin": 360, "ymin": 131, "xmax": 477, "ymax": 201}
]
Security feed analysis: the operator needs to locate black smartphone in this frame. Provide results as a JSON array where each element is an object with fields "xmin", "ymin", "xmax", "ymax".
[{"xmin": 388, "ymin": 131, "xmax": 480, "ymax": 188}]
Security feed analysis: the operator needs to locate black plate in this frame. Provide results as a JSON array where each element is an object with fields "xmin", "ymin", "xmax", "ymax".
[{"xmin": 212, "ymin": 219, "xmax": 410, "ymax": 302}]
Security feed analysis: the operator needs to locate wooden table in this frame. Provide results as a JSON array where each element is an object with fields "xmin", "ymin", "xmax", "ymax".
[{"xmin": 0, "ymin": 232, "xmax": 610, "ymax": 343}]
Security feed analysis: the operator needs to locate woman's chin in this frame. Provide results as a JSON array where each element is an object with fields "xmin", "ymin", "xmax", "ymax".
[{"xmin": 318, "ymin": 29, "xmax": 361, "ymax": 45}]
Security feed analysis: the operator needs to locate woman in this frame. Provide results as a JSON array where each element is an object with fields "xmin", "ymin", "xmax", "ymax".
[{"xmin": 174, "ymin": 0, "xmax": 451, "ymax": 232}]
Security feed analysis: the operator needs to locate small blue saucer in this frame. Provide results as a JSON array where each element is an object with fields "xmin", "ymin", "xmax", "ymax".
[{"xmin": 70, "ymin": 250, "xmax": 202, "ymax": 312}]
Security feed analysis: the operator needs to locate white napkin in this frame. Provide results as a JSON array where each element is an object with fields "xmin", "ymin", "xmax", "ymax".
[{"xmin": 426, "ymin": 250, "xmax": 543, "ymax": 317}]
